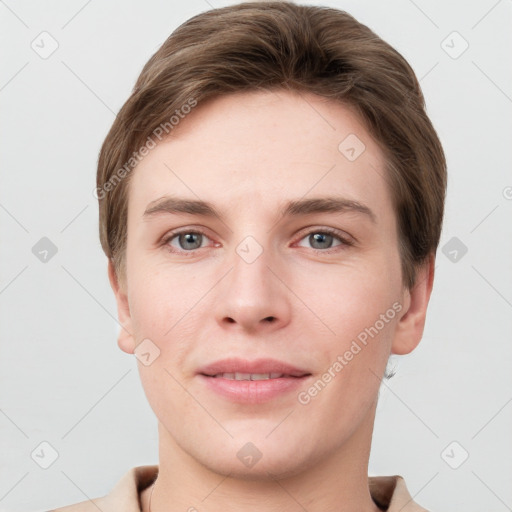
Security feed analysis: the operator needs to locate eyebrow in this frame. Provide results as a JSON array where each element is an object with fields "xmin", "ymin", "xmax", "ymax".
[{"xmin": 143, "ymin": 196, "xmax": 376, "ymax": 223}]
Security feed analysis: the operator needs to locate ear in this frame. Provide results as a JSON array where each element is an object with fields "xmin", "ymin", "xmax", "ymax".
[
  {"xmin": 108, "ymin": 259, "xmax": 136, "ymax": 354},
  {"xmin": 391, "ymin": 254, "xmax": 435, "ymax": 355}
]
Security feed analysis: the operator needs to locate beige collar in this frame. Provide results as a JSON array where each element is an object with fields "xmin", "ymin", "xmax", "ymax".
[{"xmin": 53, "ymin": 465, "xmax": 429, "ymax": 512}]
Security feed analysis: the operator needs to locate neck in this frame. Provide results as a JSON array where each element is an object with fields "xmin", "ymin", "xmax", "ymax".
[{"xmin": 144, "ymin": 403, "xmax": 382, "ymax": 512}]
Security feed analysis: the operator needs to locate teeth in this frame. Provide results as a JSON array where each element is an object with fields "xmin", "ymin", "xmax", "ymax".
[{"xmin": 213, "ymin": 372, "xmax": 287, "ymax": 380}]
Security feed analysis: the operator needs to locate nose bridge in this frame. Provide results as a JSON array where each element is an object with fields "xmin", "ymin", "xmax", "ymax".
[
  {"xmin": 227, "ymin": 207, "xmax": 274, "ymax": 281},
  {"xmin": 230, "ymin": 232, "xmax": 275, "ymax": 302},
  {"xmin": 214, "ymin": 228, "xmax": 290, "ymax": 330}
]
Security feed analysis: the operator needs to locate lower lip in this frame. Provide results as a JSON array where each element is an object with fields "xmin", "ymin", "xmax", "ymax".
[{"xmin": 198, "ymin": 374, "xmax": 311, "ymax": 404}]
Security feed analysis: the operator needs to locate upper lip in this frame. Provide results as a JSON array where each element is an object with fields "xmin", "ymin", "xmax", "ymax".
[{"xmin": 198, "ymin": 358, "xmax": 311, "ymax": 377}]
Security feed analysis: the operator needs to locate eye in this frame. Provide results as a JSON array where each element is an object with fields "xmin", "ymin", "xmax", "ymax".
[
  {"xmin": 162, "ymin": 229, "xmax": 213, "ymax": 253},
  {"xmin": 295, "ymin": 228, "xmax": 354, "ymax": 251},
  {"xmin": 161, "ymin": 226, "xmax": 354, "ymax": 256}
]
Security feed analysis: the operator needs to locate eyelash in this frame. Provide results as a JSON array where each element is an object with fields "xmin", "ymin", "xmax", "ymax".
[{"xmin": 161, "ymin": 227, "xmax": 355, "ymax": 256}]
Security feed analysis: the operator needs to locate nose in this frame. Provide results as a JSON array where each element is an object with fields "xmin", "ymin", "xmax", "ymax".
[{"xmin": 213, "ymin": 240, "xmax": 292, "ymax": 334}]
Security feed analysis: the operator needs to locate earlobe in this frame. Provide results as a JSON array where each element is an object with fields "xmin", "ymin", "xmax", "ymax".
[
  {"xmin": 391, "ymin": 254, "xmax": 435, "ymax": 355},
  {"xmin": 107, "ymin": 259, "xmax": 136, "ymax": 355}
]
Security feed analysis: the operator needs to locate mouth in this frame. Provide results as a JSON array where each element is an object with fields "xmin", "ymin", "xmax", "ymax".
[
  {"xmin": 197, "ymin": 358, "xmax": 312, "ymax": 404},
  {"xmin": 203, "ymin": 372, "xmax": 309, "ymax": 380},
  {"xmin": 197, "ymin": 357, "xmax": 311, "ymax": 378}
]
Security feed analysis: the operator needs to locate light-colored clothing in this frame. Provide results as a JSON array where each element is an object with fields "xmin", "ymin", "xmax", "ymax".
[{"xmin": 51, "ymin": 465, "xmax": 429, "ymax": 511}]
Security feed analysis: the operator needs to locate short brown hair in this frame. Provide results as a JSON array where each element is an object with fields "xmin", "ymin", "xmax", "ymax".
[{"xmin": 96, "ymin": 1, "xmax": 447, "ymax": 291}]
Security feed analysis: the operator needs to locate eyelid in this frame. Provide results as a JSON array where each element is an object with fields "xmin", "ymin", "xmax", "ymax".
[
  {"xmin": 160, "ymin": 225, "xmax": 356, "ymax": 255},
  {"xmin": 160, "ymin": 227, "xmax": 217, "ymax": 252},
  {"xmin": 292, "ymin": 226, "xmax": 355, "ymax": 249}
]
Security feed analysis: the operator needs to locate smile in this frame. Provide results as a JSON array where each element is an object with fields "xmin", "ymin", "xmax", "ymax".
[{"xmin": 209, "ymin": 372, "xmax": 299, "ymax": 380}]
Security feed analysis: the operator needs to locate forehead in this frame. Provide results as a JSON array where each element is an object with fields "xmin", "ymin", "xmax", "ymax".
[{"xmin": 127, "ymin": 89, "xmax": 393, "ymax": 225}]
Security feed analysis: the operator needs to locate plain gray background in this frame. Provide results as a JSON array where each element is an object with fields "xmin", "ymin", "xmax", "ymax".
[{"xmin": 1, "ymin": 1, "xmax": 511, "ymax": 511}]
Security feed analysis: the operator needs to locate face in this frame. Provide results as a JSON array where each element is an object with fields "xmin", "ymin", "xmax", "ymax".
[{"xmin": 111, "ymin": 89, "xmax": 429, "ymax": 479}]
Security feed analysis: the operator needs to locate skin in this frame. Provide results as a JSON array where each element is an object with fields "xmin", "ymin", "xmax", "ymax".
[{"xmin": 108, "ymin": 89, "xmax": 434, "ymax": 512}]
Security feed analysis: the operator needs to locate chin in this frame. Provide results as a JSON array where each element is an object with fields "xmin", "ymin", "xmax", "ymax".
[
  {"xmin": 204, "ymin": 453, "xmax": 310, "ymax": 482},
  {"xmin": 186, "ymin": 434, "xmax": 316, "ymax": 482}
]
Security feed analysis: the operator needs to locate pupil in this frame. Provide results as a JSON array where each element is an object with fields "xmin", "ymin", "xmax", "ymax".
[
  {"xmin": 181, "ymin": 233, "xmax": 201, "ymax": 249},
  {"xmin": 311, "ymin": 233, "xmax": 332, "ymax": 249}
]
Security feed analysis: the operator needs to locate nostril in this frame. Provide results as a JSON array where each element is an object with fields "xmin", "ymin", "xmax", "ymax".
[{"xmin": 264, "ymin": 316, "xmax": 275, "ymax": 322}]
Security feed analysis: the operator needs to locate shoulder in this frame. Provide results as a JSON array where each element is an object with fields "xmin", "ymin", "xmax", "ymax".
[
  {"xmin": 50, "ymin": 465, "xmax": 158, "ymax": 512},
  {"xmin": 369, "ymin": 474, "xmax": 430, "ymax": 511},
  {"xmin": 52, "ymin": 502, "xmax": 102, "ymax": 512}
]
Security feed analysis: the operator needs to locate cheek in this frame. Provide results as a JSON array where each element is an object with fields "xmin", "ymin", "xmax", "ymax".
[
  {"xmin": 297, "ymin": 258, "xmax": 401, "ymax": 335},
  {"xmin": 126, "ymin": 260, "xmax": 211, "ymax": 370},
  {"xmin": 294, "ymin": 273, "xmax": 399, "ymax": 423},
  {"xmin": 126, "ymin": 265, "xmax": 200, "ymax": 418},
  {"xmin": 126, "ymin": 250, "xmax": 189, "ymax": 326},
  {"xmin": 291, "ymin": 257, "xmax": 402, "ymax": 399}
]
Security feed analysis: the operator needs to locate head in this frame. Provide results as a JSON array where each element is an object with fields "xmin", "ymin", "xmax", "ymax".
[{"xmin": 97, "ymin": 1, "xmax": 446, "ymax": 479}]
